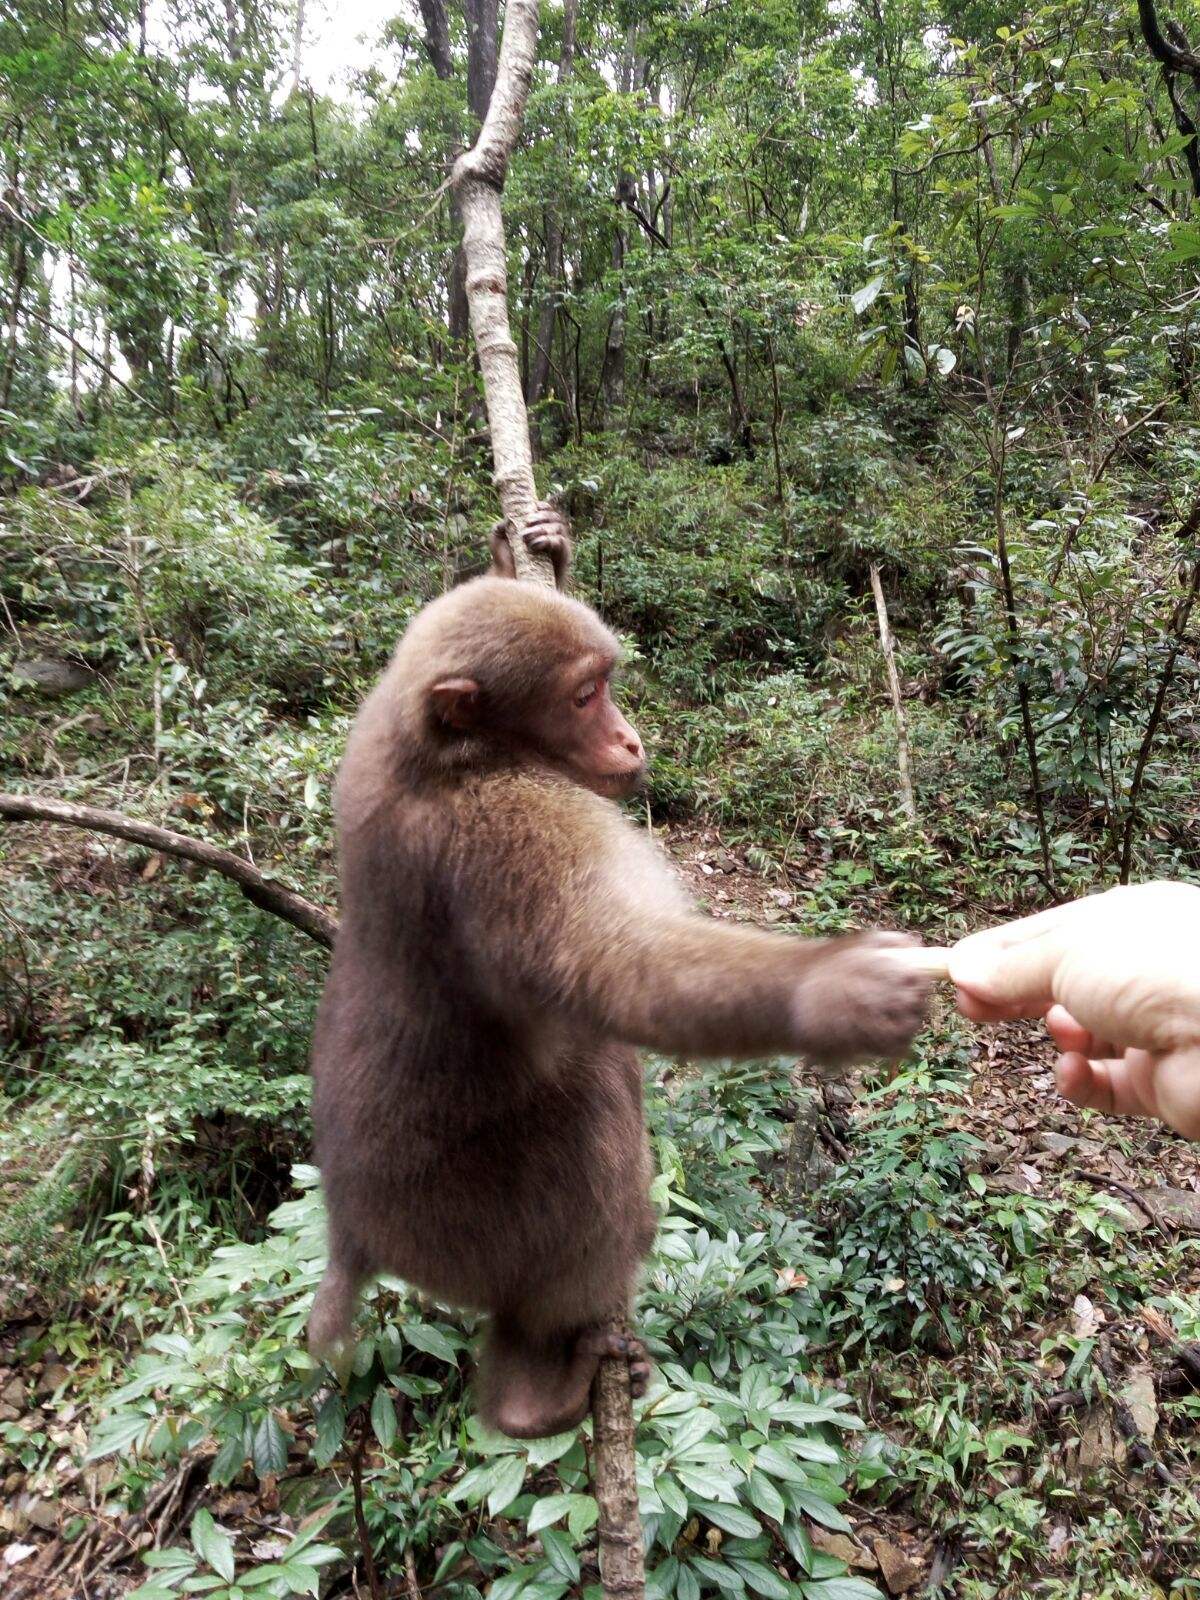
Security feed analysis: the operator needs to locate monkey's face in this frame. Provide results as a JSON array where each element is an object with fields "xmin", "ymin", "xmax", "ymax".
[
  {"xmin": 528, "ymin": 657, "xmax": 647, "ymax": 799},
  {"xmin": 422, "ymin": 584, "xmax": 647, "ymax": 799}
]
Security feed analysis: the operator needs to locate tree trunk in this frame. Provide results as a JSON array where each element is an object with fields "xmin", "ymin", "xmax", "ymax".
[
  {"xmin": 291, "ymin": 0, "xmax": 306, "ymax": 91},
  {"xmin": 419, "ymin": 0, "xmax": 500, "ymax": 346},
  {"xmin": 869, "ymin": 565, "xmax": 917, "ymax": 823},
  {"xmin": 449, "ymin": 12, "xmax": 646, "ymax": 1593},
  {"xmin": 601, "ymin": 32, "xmax": 637, "ymax": 420}
]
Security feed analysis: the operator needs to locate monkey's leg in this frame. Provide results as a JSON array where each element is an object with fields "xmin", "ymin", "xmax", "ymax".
[
  {"xmin": 308, "ymin": 1241, "xmax": 367, "ymax": 1379},
  {"xmin": 480, "ymin": 1317, "xmax": 651, "ymax": 1440}
]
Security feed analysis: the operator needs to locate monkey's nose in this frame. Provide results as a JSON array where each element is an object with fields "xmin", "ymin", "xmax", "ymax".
[{"xmin": 624, "ymin": 734, "xmax": 644, "ymax": 759}]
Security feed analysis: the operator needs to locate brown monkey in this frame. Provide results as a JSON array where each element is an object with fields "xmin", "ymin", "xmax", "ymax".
[{"xmin": 309, "ymin": 515, "xmax": 931, "ymax": 1438}]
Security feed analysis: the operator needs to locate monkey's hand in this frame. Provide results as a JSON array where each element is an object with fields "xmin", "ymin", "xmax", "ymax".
[
  {"xmin": 490, "ymin": 502, "xmax": 573, "ymax": 589},
  {"xmin": 793, "ymin": 931, "xmax": 932, "ymax": 1067}
]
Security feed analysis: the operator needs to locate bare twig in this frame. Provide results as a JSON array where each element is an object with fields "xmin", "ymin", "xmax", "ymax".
[
  {"xmin": 1095, "ymin": 1337, "xmax": 1176, "ymax": 1484},
  {"xmin": 869, "ymin": 564, "xmax": 917, "ymax": 823},
  {"xmin": 19, "ymin": 304, "xmax": 172, "ymax": 420},
  {"xmin": 1071, "ymin": 1170, "xmax": 1174, "ymax": 1241},
  {"xmin": 350, "ymin": 1410, "xmax": 384, "ymax": 1600},
  {"xmin": 0, "ymin": 793, "xmax": 336, "ymax": 948},
  {"xmin": 1119, "ymin": 505, "xmax": 1200, "ymax": 880}
]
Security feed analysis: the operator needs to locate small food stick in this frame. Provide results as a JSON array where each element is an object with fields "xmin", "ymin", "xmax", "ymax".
[{"xmin": 888, "ymin": 946, "xmax": 952, "ymax": 981}]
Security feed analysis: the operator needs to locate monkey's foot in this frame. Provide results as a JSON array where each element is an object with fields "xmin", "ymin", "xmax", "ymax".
[{"xmin": 582, "ymin": 1327, "xmax": 652, "ymax": 1397}]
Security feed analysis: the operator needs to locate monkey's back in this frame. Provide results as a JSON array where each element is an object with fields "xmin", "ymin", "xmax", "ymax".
[{"xmin": 310, "ymin": 767, "xmax": 655, "ymax": 1327}]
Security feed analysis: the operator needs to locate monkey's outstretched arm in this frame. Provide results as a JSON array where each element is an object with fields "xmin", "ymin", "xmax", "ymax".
[
  {"xmin": 564, "ymin": 913, "xmax": 931, "ymax": 1065},
  {"xmin": 458, "ymin": 797, "xmax": 930, "ymax": 1066}
]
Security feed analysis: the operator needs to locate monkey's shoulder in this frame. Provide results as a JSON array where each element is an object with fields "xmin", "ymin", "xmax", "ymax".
[{"xmin": 452, "ymin": 768, "xmax": 646, "ymax": 852}]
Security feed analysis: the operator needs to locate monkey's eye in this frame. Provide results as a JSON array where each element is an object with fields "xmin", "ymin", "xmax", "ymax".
[{"xmin": 574, "ymin": 680, "xmax": 599, "ymax": 708}]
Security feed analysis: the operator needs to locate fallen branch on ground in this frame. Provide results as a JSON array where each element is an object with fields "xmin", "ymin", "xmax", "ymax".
[{"xmin": 1095, "ymin": 1337, "xmax": 1175, "ymax": 1485}]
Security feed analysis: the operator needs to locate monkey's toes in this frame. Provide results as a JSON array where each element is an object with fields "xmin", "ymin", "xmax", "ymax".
[
  {"xmin": 584, "ymin": 1328, "xmax": 652, "ymax": 1395},
  {"xmin": 628, "ymin": 1349, "xmax": 652, "ymax": 1398}
]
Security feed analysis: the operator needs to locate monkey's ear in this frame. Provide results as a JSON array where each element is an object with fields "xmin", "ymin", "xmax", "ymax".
[{"xmin": 430, "ymin": 677, "xmax": 482, "ymax": 731}]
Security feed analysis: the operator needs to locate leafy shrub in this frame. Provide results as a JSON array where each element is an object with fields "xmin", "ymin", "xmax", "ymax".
[
  {"xmin": 83, "ymin": 1062, "xmax": 890, "ymax": 1600},
  {"xmin": 4, "ymin": 446, "xmax": 346, "ymax": 711},
  {"xmin": 818, "ymin": 1059, "xmax": 1003, "ymax": 1353}
]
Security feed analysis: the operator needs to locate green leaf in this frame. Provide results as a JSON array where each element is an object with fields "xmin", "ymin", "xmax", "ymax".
[
  {"xmin": 728, "ymin": 1559, "xmax": 791, "ymax": 1600},
  {"xmin": 801, "ymin": 1581, "xmax": 884, "ymax": 1600},
  {"xmin": 691, "ymin": 1555, "xmax": 746, "ymax": 1594},
  {"xmin": 86, "ymin": 1408, "xmax": 153, "ymax": 1461},
  {"xmin": 566, "ymin": 1494, "xmax": 599, "ymax": 1541},
  {"xmin": 210, "ymin": 1431, "xmax": 248, "ymax": 1486},
  {"xmin": 312, "ymin": 1393, "xmax": 345, "ymax": 1469},
  {"xmin": 487, "ymin": 1452, "xmax": 528, "ymax": 1516},
  {"xmin": 191, "ymin": 1508, "xmax": 236, "ymax": 1583},
  {"xmin": 677, "ymin": 1563, "xmax": 702, "ymax": 1600},
  {"xmin": 529, "ymin": 1493, "xmax": 574, "ymax": 1533},
  {"xmin": 788, "ymin": 1490, "xmax": 851, "ymax": 1534},
  {"xmin": 143, "ymin": 1550, "xmax": 198, "ymax": 1571},
  {"xmin": 277, "ymin": 1561, "xmax": 322, "ymax": 1596},
  {"xmin": 446, "ymin": 1462, "xmax": 497, "ymax": 1507},
  {"xmin": 370, "ymin": 1386, "xmax": 398, "ymax": 1452},
  {"xmin": 252, "ymin": 1412, "xmax": 289, "ymax": 1478},
  {"xmin": 488, "ymin": 1565, "xmax": 534, "ymax": 1600},
  {"xmin": 526, "ymin": 1431, "xmax": 577, "ymax": 1469},
  {"xmin": 541, "ymin": 1528, "xmax": 581, "ymax": 1582},
  {"xmin": 691, "ymin": 1501, "xmax": 761, "ymax": 1538},
  {"xmin": 657, "ymin": 1474, "xmax": 689, "ymax": 1519},
  {"xmin": 933, "ymin": 345, "xmax": 957, "ymax": 376},
  {"xmin": 850, "ymin": 275, "xmax": 885, "ymax": 315},
  {"xmin": 743, "ymin": 1472, "xmax": 786, "ymax": 1523},
  {"xmin": 754, "ymin": 1446, "xmax": 811, "ymax": 1484},
  {"xmin": 676, "ymin": 1466, "xmax": 738, "ymax": 1503},
  {"xmin": 402, "ymin": 1322, "xmax": 460, "ymax": 1364}
]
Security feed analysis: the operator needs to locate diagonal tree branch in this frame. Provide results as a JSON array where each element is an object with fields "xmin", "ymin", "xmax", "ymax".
[{"xmin": 0, "ymin": 792, "xmax": 337, "ymax": 948}]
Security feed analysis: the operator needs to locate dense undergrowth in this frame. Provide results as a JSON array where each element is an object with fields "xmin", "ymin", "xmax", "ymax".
[{"xmin": 5, "ymin": 395, "xmax": 1200, "ymax": 1597}]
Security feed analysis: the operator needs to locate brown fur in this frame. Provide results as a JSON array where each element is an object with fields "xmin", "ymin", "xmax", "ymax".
[{"xmin": 309, "ymin": 565, "xmax": 930, "ymax": 1437}]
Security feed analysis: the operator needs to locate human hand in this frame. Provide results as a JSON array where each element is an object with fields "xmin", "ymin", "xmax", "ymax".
[
  {"xmin": 948, "ymin": 881, "xmax": 1200, "ymax": 1137},
  {"xmin": 1043, "ymin": 1004, "xmax": 1200, "ymax": 1139}
]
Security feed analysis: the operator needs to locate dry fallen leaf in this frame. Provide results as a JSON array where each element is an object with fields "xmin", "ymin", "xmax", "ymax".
[
  {"xmin": 1142, "ymin": 1305, "xmax": 1175, "ymax": 1341},
  {"xmin": 1072, "ymin": 1294, "xmax": 1104, "ymax": 1337}
]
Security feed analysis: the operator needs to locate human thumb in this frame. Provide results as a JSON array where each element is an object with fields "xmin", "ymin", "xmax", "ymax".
[{"xmin": 948, "ymin": 925, "xmax": 1064, "ymax": 1019}]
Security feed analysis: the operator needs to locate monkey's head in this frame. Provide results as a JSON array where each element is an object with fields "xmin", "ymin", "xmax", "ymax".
[{"xmin": 394, "ymin": 577, "xmax": 647, "ymax": 799}]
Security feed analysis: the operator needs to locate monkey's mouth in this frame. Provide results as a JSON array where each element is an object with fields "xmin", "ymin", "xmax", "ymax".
[{"xmin": 593, "ymin": 766, "xmax": 647, "ymax": 799}]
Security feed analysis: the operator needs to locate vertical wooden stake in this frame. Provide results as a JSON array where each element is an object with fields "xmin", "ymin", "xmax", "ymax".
[
  {"xmin": 591, "ymin": 1334, "xmax": 645, "ymax": 1600},
  {"xmin": 869, "ymin": 563, "xmax": 917, "ymax": 824}
]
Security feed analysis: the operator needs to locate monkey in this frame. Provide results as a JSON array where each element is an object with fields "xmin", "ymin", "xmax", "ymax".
[{"xmin": 308, "ymin": 509, "xmax": 931, "ymax": 1439}]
